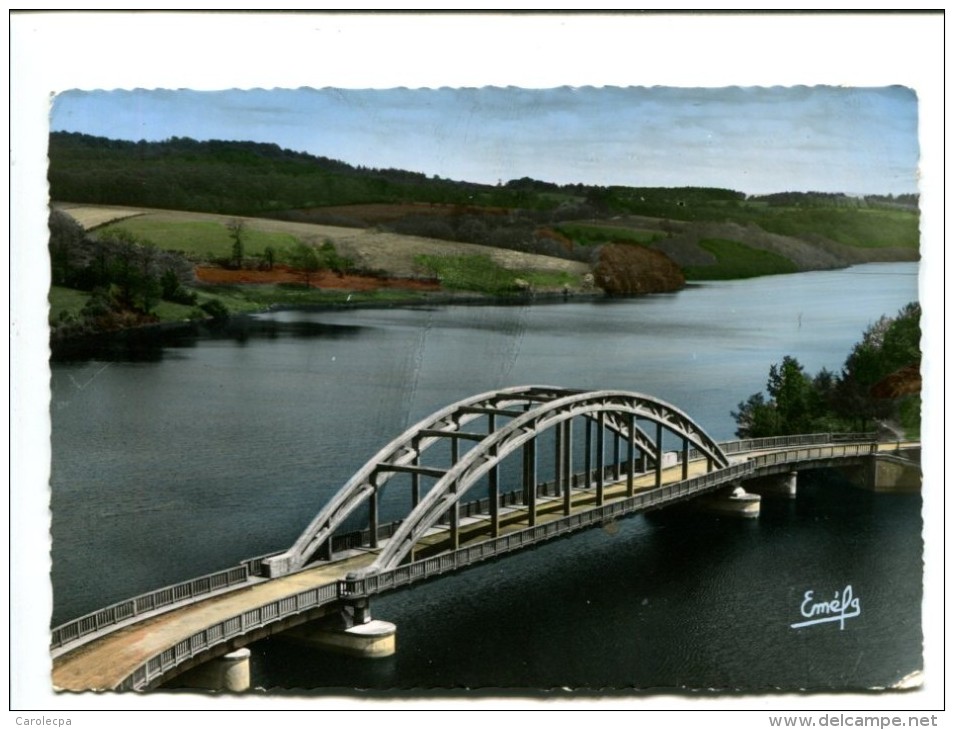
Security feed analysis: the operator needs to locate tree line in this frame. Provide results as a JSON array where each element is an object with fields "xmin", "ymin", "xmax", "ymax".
[
  {"xmin": 48, "ymin": 131, "xmax": 920, "ymax": 261},
  {"xmin": 732, "ymin": 302, "xmax": 921, "ymax": 438},
  {"xmin": 49, "ymin": 210, "xmax": 208, "ymax": 340}
]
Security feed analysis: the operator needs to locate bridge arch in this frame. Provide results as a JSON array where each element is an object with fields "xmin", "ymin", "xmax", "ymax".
[
  {"xmin": 354, "ymin": 389, "xmax": 729, "ymax": 575},
  {"xmin": 265, "ymin": 386, "xmax": 728, "ymax": 578},
  {"xmin": 264, "ymin": 385, "xmax": 571, "ymax": 576}
]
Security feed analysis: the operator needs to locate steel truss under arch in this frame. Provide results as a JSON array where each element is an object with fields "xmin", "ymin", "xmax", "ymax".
[
  {"xmin": 354, "ymin": 389, "xmax": 728, "ymax": 575},
  {"xmin": 264, "ymin": 386, "xmax": 728, "ymax": 578}
]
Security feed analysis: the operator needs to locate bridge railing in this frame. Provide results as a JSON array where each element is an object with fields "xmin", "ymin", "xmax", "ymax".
[
  {"xmin": 51, "ymin": 562, "xmax": 256, "ymax": 652},
  {"xmin": 830, "ymin": 432, "xmax": 878, "ymax": 443},
  {"xmin": 715, "ymin": 432, "xmax": 876, "ymax": 456},
  {"xmin": 106, "ymin": 440, "xmax": 882, "ymax": 691},
  {"xmin": 750, "ymin": 442, "xmax": 877, "ymax": 468},
  {"xmin": 53, "ymin": 477, "xmax": 608, "ymax": 654},
  {"xmin": 71, "ymin": 438, "xmax": 890, "ymax": 688},
  {"xmin": 339, "ymin": 461, "xmax": 756, "ymax": 599},
  {"xmin": 113, "ymin": 459, "xmax": 756, "ymax": 690},
  {"xmin": 115, "ymin": 580, "xmax": 343, "ymax": 691},
  {"xmin": 54, "ymin": 436, "xmax": 880, "ymax": 656}
]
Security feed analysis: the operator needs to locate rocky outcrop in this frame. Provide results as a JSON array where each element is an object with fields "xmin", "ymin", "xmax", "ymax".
[{"xmin": 593, "ymin": 243, "xmax": 685, "ymax": 295}]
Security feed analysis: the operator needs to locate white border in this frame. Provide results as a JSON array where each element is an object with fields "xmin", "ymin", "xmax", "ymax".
[{"xmin": 8, "ymin": 10, "xmax": 946, "ymax": 720}]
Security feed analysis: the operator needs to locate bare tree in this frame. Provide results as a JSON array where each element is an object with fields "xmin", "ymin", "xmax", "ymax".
[{"xmin": 226, "ymin": 219, "xmax": 246, "ymax": 269}]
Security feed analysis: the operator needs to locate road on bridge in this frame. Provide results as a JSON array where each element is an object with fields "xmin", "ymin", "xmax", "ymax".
[{"xmin": 52, "ymin": 458, "xmax": 714, "ymax": 691}]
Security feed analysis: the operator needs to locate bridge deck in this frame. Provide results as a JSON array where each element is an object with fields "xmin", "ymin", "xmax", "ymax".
[
  {"xmin": 52, "ymin": 459, "xmax": 714, "ymax": 691},
  {"xmin": 52, "ymin": 553, "xmax": 376, "ymax": 691},
  {"xmin": 53, "ymin": 442, "xmax": 909, "ymax": 691}
]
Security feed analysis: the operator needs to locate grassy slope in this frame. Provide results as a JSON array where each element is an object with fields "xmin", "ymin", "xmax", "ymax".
[
  {"xmin": 50, "ymin": 135, "xmax": 920, "ymax": 300},
  {"xmin": 754, "ymin": 207, "xmax": 918, "ymax": 248},
  {"xmin": 414, "ymin": 254, "xmax": 580, "ymax": 295},
  {"xmin": 553, "ymin": 222, "xmax": 665, "ymax": 247},
  {"xmin": 682, "ymin": 239, "xmax": 799, "ymax": 280},
  {"xmin": 96, "ymin": 218, "xmax": 301, "ymax": 260},
  {"xmin": 51, "ymin": 206, "xmax": 591, "ymax": 326}
]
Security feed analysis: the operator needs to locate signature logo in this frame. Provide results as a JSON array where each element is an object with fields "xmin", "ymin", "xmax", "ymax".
[{"xmin": 791, "ymin": 584, "xmax": 861, "ymax": 630}]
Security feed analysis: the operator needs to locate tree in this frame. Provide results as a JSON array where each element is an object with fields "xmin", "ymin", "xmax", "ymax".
[
  {"xmin": 317, "ymin": 239, "xmax": 352, "ymax": 276},
  {"xmin": 732, "ymin": 303, "xmax": 922, "ymax": 439},
  {"xmin": 263, "ymin": 245, "xmax": 276, "ymax": 271},
  {"xmin": 103, "ymin": 229, "xmax": 139, "ymax": 307},
  {"xmin": 733, "ymin": 356, "xmax": 813, "ymax": 437},
  {"xmin": 835, "ymin": 302, "xmax": 921, "ymax": 427},
  {"xmin": 48, "ymin": 209, "xmax": 86, "ymax": 286},
  {"xmin": 881, "ymin": 302, "xmax": 921, "ymax": 371},
  {"xmin": 99, "ymin": 229, "xmax": 163, "ymax": 312},
  {"xmin": 731, "ymin": 392, "xmax": 776, "ymax": 438},
  {"xmin": 767, "ymin": 356, "xmax": 813, "ymax": 433},
  {"xmin": 290, "ymin": 240, "xmax": 320, "ymax": 287},
  {"xmin": 226, "ymin": 219, "xmax": 246, "ymax": 269}
]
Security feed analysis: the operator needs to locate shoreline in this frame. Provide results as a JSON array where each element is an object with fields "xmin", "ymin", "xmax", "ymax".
[
  {"xmin": 47, "ymin": 260, "xmax": 917, "ymax": 361},
  {"xmin": 48, "ymin": 287, "xmax": 609, "ymax": 361}
]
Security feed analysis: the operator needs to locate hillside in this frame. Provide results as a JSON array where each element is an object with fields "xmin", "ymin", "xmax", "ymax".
[
  {"xmin": 48, "ymin": 132, "xmax": 918, "ymax": 255},
  {"xmin": 48, "ymin": 204, "xmax": 597, "ymax": 344},
  {"xmin": 47, "ymin": 133, "xmax": 921, "ymax": 343},
  {"xmin": 56, "ymin": 204, "xmax": 592, "ymax": 284}
]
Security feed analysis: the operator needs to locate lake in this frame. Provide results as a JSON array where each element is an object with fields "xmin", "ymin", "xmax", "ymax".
[{"xmin": 48, "ymin": 262, "xmax": 922, "ymax": 691}]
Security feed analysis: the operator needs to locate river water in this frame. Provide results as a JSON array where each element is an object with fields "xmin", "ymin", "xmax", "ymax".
[{"xmin": 48, "ymin": 262, "xmax": 922, "ymax": 691}]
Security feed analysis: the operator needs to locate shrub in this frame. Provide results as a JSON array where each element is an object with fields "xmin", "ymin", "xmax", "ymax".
[{"xmin": 199, "ymin": 298, "xmax": 230, "ymax": 320}]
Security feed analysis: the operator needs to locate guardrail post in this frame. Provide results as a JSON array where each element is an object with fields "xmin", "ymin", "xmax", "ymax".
[
  {"xmin": 369, "ymin": 486, "xmax": 379, "ymax": 549},
  {"xmin": 682, "ymin": 437, "xmax": 689, "ymax": 480},
  {"xmin": 489, "ymin": 448, "xmax": 500, "ymax": 537},
  {"xmin": 449, "ymin": 485, "xmax": 459, "ymax": 551},
  {"xmin": 596, "ymin": 412, "xmax": 605, "ymax": 506},
  {"xmin": 613, "ymin": 430, "xmax": 621, "ymax": 480},
  {"xmin": 524, "ymin": 438, "xmax": 537, "ymax": 527},
  {"xmin": 563, "ymin": 420, "xmax": 573, "ymax": 516}
]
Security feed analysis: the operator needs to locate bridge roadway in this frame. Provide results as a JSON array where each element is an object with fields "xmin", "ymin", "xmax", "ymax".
[
  {"xmin": 52, "ymin": 454, "xmax": 726, "ymax": 690},
  {"xmin": 52, "ymin": 439, "xmax": 916, "ymax": 692}
]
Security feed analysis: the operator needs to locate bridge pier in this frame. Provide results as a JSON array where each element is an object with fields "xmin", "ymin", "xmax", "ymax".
[
  {"xmin": 842, "ymin": 454, "xmax": 921, "ymax": 493},
  {"xmin": 281, "ymin": 599, "xmax": 396, "ymax": 659},
  {"xmin": 172, "ymin": 648, "xmax": 251, "ymax": 692},
  {"xmin": 746, "ymin": 470, "xmax": 798, "ymax": 499},
  {"xmin": 695, "ymin": 485, "xmax": 761, "ymax": 518}
]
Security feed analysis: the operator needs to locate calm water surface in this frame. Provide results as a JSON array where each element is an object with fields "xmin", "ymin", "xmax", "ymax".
[{"xmin": 49, "ymin": 263, "xmax": 922, "ymax": 690}]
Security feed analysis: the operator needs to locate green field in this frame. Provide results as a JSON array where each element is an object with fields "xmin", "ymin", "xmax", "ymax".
[
  {"xmin": 415, "ymin": 254, "xmax": 578, "ymax": 295},
  {"xmin": 754, "ymin": 207, "xmax": 918, "ymax": 249},
  {"xmin": 98, "ymin": 219, "xmax": 300, "ymax": 260},
  {"xmin": 556, "ymin": 223, "xmax": 665, "ymax": 247},
  {"xmin": 48, "ymin": 286, "xmax": 91, "ymax": 322},
  {"xmin": 683, "ymin": 239, "xmax": 799, "ymax": 280}
]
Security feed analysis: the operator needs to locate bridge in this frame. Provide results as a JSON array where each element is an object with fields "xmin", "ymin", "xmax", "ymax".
[{"xmin": 49, "ymin": 386, "xmax": 920, "ymax": 692}]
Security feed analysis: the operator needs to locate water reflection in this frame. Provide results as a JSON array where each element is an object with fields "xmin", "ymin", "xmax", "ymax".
[{"xmin": 50, "ymin": 315, "xmax": 368, "ymax": 363}]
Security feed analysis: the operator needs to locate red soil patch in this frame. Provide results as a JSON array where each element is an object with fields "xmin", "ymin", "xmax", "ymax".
[{"xmin": 194, "ymin": 264, "xmax": 441, "ymax": 292}]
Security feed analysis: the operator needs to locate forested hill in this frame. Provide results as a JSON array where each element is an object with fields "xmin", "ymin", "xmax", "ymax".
[
  {"xmin": 48, "ymin": 132, "xmax": 920, "ymax": 267},
  {"xmin": 48, "ymin": 132, "xmax": 565, "ymax": 215},
  {"xmin": 48, "ymin": 132, "xmax": 916, "ymax": 221}
]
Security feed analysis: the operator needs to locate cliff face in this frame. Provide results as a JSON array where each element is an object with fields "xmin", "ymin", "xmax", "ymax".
[{"xmin": 593, "ymin": 243, "xmax": 685, "ymax": 295}]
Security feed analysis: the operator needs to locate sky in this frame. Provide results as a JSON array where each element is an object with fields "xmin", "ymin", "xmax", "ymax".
[{"xmin": 49, "ymin": 85, "xmax": 919, "ymax": 197}]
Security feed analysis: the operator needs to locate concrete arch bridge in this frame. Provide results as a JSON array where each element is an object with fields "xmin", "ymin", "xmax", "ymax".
[{"xmin": 50, "ymin": 386, "xmax": 919, "ymax": 692}]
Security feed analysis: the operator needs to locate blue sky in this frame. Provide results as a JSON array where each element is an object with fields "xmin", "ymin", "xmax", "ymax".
[{"xmin": 50, "ymin": 85, "xmax": 919, "ymax": 197}]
